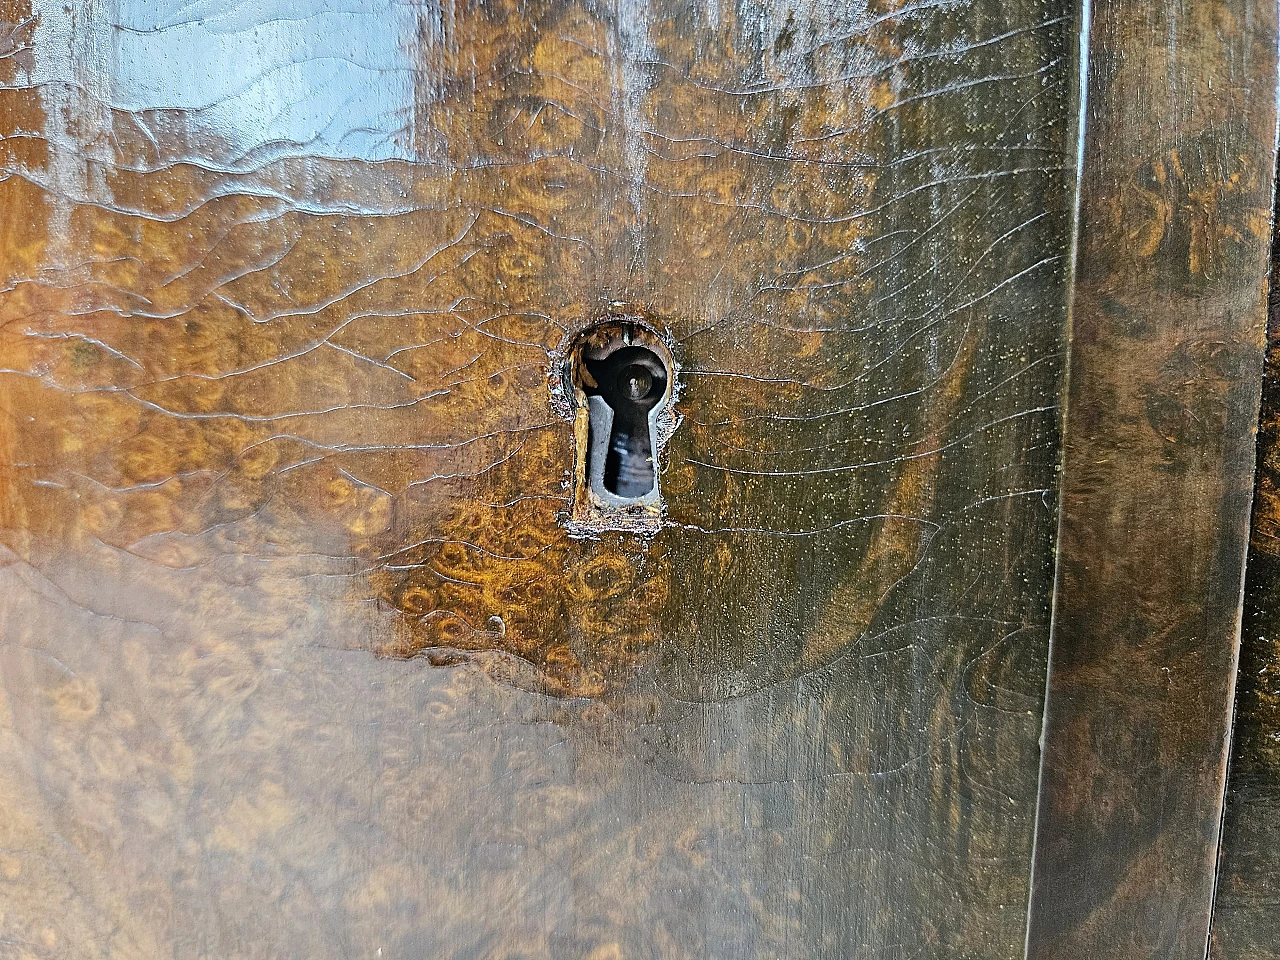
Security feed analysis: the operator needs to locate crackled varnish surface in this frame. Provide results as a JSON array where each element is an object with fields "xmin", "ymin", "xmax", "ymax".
[
  {"xmin": 4, "ymin": 0, "xmax": 1279, "ymax": 955},
  {"xmin": 0, "ymin": 0, "xmax": 1076, "ymax": 955}
]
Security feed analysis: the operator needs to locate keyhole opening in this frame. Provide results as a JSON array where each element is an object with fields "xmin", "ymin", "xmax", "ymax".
[
  {"xmin": 554, "ymin": 316, "xmax": 676, "ymax": 531},
  {"xmin": 584, "ymin": 346, "xmax": 668, "ymax": 498}
]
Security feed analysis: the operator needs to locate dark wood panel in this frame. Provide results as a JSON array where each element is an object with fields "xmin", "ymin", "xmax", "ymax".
[
  {"xmin": 1209, "ymin": 195, "xmax": 1280, "ymax": 960},
  {"xmin": 1025, "ymin": 0, "xmax": 1280, "ymax": 956},
  {"xmin": 0, "ymin": 0, "xmax": 1077, "ymax": 957},
  {"xmin": 1212, "ymin": 558, "xmax": 1280, "ymax": 959}
]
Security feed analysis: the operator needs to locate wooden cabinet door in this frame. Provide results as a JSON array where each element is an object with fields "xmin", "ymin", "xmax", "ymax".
[{"xmin": 0, "ymin": 1, "xmax": 1274, "ymax": 958}]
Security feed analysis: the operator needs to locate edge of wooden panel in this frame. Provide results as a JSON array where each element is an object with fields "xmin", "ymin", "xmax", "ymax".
[{"xmin": 1025, "ymin": 0, "xmax": 1280, "ymax": 956}]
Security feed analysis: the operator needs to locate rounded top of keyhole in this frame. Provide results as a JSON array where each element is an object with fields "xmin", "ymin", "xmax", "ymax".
[
  {"xmin": 619, "ymin": 364, "xmax": 653, "ymax": 402},
  {"xmin": 580, "ymin": 343, "xmax": 668, "ymax": 416}
]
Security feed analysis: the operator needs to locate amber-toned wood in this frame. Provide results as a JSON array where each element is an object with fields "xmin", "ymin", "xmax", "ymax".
[
  {"xmin": 1025, "ymin": 0, "xmax": 1280, "ymax": 956},
  {"xmin": 0, "ymin": 0, "xmax": 1079, "ymax": 956},
  {"xmin": 5, "ymin": 0, "xmax": 1279, "ymax": 956},
  {"xmin": 1209, "ymin": 194, "xmax": 1280, "ymax": 960}
]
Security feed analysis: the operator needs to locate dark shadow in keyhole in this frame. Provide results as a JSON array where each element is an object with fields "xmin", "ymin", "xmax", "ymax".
[{"xmin": 584, "ymin": 346, "xmax": 668, "ymax": 498}]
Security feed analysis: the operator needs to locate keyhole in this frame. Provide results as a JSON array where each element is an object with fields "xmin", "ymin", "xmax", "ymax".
[
  {"xmin": 584, "ymin": 346, "xmax": 668, "ymax": 499},
  {"xmin": 555, "ymin": 317, "xmax": 677, "ymax": 529}
]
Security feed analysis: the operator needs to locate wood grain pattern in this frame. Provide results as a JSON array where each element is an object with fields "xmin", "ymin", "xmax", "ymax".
[
  {"xmin": 1025, "ymin": 0, "xmax": 1280, "ymax": 956},
  {"xmin": 0, "ymin": 0, "xmax": 1078, "ymax": 956},
  {"xmin": 1209, "ymin": 197, "xmax": 1280, "ymax": 960}
]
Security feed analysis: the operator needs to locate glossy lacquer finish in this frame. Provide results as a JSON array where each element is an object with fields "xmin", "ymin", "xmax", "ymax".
[
  {"xmin": 1027, "ymin": 0, "xmax": 1280, "ymax": 957},
  {"xmin": 8, "ymin": 0, "xmax": 1280, "ymax": 955},
  {"xmin": 0, "ymin": 0, "xmax": 1077, "ymax": 955}
]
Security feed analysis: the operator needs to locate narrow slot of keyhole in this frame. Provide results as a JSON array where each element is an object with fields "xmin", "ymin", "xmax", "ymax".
[{"xmin": 584, "ymin": 345, "xmax": 668, "ymax": 499}]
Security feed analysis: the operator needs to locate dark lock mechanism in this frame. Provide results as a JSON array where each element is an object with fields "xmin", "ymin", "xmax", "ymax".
[
  {"xmin": 555, "ymin": 317, "xmax": 676, "ymax": 530},
  {"xmin": 583, "ymin": 345, "xmax": 670, "ymax": 501}
]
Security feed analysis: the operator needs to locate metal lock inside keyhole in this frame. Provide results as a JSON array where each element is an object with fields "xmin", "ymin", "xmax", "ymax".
[
  {"xmin": 555, "ymin": 317, "xmax": 676, "ymax": 531},
  {"xmin": 583, "ymin": 345, "xmax": 669, "ymax": 500}
]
